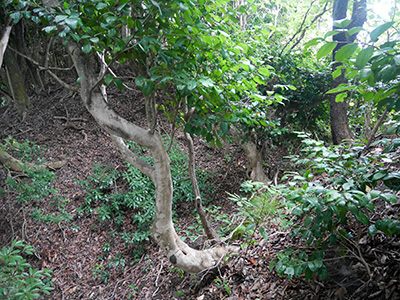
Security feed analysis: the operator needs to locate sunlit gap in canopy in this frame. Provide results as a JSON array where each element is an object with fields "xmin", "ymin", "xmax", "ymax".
[{"xmin": 368, "ymin": 0, "xmax": 396, "ymax": 21}]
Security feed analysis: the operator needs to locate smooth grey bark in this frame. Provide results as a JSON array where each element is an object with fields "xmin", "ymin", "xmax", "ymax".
[
  {"xmin": 231, "ymin": 127, "xmax": 270, "ymax": 184},
  {"xmin": 66, "ymin": 42, "xmax": 228, "ymax": 273}
]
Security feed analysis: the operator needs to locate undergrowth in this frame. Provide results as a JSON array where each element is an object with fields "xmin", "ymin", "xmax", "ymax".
[
  {"xmin": 0, "ymin": 240, "xmax": 53, "ymax": 300},
  {"xmin": 2, "ymin": 136, "xmax": 71, "ymax": 223},
  {"xmin": 270, "ymin": 134, "xmax": 400, "ymax": 279},
  {"xmin": 77, "ymin": 139, "xmax": 216, "ymax": 258}
]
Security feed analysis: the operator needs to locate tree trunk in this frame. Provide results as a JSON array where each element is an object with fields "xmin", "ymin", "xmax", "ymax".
[
  {"xmin": 330, "ymin": 0, "xmax": 366, "ymax": 144},
  {"xmin": 2, "ymin": 49, "xmax": 30, "ymax": 120},
  {"xmin": 231, "ymin": 127, "xmax": 270, "ymax": 184},
  {"xmin": 66, "ymin": 42, "xmax": 229, "ymax": 273}
]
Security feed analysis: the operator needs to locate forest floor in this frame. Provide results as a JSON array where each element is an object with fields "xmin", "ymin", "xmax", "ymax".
[{"xmin": 1, "ymin": 81, "xmax": 400, "ymax": 300}]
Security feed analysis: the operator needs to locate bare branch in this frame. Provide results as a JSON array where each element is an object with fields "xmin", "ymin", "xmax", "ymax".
[
  {"xmin": 109, "ymin": 134, "xmax": 155, "ymax": 180},
  {"xmin": 8, "ymin": 46, "xmax": 79, "ymax": 92}
]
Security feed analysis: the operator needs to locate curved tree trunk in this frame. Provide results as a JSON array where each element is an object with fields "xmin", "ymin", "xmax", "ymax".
[
  {"xmin": 66, "ymin": 42, "xmax": 228, "ymax": 273},
  {"xmin": 330, "ymin": 0, "xmax": 367, "ymax": 144}
]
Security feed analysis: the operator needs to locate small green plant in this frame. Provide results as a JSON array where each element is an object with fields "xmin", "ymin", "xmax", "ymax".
[
  {"xmin": 127, "ymin": 284, "xmax": 138, "ymax": 298},
  {"xmin": 272, "ymin": 134, "xmax": 400, "ymax": 279},
  {"xmin": 214, "ymin": 277, "xmax": 231, "ymax": 295},
  {"xmin": 77, "ymin": 138, "xmax": 217, "ymax": 257},
  {"xmin": 92, "ymin": 263, "xmax": 110, "ymax": 283},
  {"xmin": 225, "ymin": 181, "xmax": 281, "ymax": 241},
  {"xmin": 176, "ymin": 290, "xmax": 185, "ymax": 297},
  {"xmin": 0, "ymin": 240, "xmax": 54, "ymax": 299},
  {"xmin": 3, "ymin": 137, "xmax": 71, "ymax": 223}
]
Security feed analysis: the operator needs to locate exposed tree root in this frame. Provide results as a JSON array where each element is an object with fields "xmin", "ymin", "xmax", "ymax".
[{"xmin": 0, "ymin": 148, "xmax": 66, "ymax": 172}]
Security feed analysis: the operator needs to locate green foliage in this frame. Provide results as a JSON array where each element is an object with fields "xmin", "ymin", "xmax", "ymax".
[
  {"xmin": 226, "ymin": 181, "xmax": 281, "ymax": 241},
  {"xmin": 272, "ymin": 134, "xmax": 400, "ymax": 279},
  {"xmin": 214, "ymin": 277, "xmax": 231, "ymax": 295},
  {"xmin": 257, "ymin": 51, "xmax": 332, "ymax": 146},
  {"xmin": 0, "ymin": 240, "xmax": 54, "ymax": 299},
  {"xmin": 3, "ymin": 137, "xmax": 71, "ymax": 223},
  {"xmin": 2, "ymin": 136, "xmax": 43, "ymax": 161},
  {"xmin": 77, "ymin": 140, "xmax": 216, "ymax": 256},
  {"xmin": 77, "ymin": 162, "xmax": 154, "ymax": 249},
  {"xmin": 312, "ymin": 21, "xmax": 400, "ymax": 119},
  {"xmin": 4, "ymin": 0, "xmax": 291, "ymax": 149},
  {"xmin": 92, "ymin": 248, "xmax": 126, "ymax": 284}
]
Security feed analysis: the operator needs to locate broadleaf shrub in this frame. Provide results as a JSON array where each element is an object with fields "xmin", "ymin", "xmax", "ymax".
[
  {"xmin": 271, "ymin": 134, "xmax": 400, "ymax": 279},
  {"xmin": 77, "ymin": 139, "xmax": 216, "ymax": 256},
  {"xmin": 0, "ymin": 240, "xmax": 53, "ymax": 299}
]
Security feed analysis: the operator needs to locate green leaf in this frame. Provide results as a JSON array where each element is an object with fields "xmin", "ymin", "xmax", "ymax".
[
  {"xmin": 347, "ymin": 27, "xmax": 364, "ymax": 36},
  {"xmin": 65, "ymin": 17, "xmax": 79, "ymax": 30},
  {"xmin": 215, "ymin": 138, "xmax": 222, "ymax": 148},
  {"xmin": 305, "ymin": 267, "xmax": 313, "ymax": 280},
  {"xmin": 304, "ymin": 37, "xmax": 323, "ymax": 50},
  {"xmin": 258, "ymin": 67, "xmax": 270, "ymax": 77},
  {"xmin": 355, "ymin": 46, "xmax": 374, "ymax": 69},
  {"xmin": 245, "ymin": 223, "xmax": 256, "ymax": 232},
  {"xmin": 43, "ymin": 26, "xmax": 58, "ymax": 33},
  {"xmin": 377, "ymin": 65, "xmax": 396, "ymax": 82},
  {"xmin": 81, "ymin": 43, "xmax": 92, "ymax": 53},
  {"xmin": 335, "ymin": 93, "xmax": 347, "ymax": 102},
  {"xmin": 318, "ymin": 265, "xmax": 328, "ymax": 280},
  {"xmin": 332, "ymin": 68, "xmax": 342, "ymax": 80},
  {"xmin": 54, "ymin": 15, "xmax": 68, "ymax": 23},
  {"xmin": 368, "ymin": 224, "xmax": 377, "ymax": 235},
  {"xmin": 285, "ymin": 266, "xmax": 295, "ymax": 277},
  {"xmin": 104, "ymin": 75, "xmax": 113, "ymax": 85},
  {"xmin": 333, "ymin": 19, "xmax": 351, "ymax": 29},
  {"xmin": 142, "ymin": 81, "xmax": 154, "ymax": 96},
  {"xmin": 335, "ymin": 44, "xmax": 358, "ymax": 62},
  {"xmin": 82, "ymin": 43, "xmax": 92, "ymax": 53},
  {"xmin": 186, "ymin": 80, "xmax": 196, "ymax": 91},
  {"xmin": 324, "ymin": 30, "xmax": 339, "ymax": 39},
  {"xmin": 221, "ymin": 47, "xmax": 228, "ymax": 60},
  {"xmin": 393, "ymin": 55, "xmax": 400, "ymax": 66},
  {"xmin": 370, "ymin": 22, "xmax": 394, "ymax": 42},
  {"xmin": 113, "ymin": 78, "xmax": 124, "ymax": 91},
  {"xmin": 356, "ymin": 211, "xmax": 370, "ymax": 225},
  {"xmin": 199, "ymin": 78, "xmax": 215, "ymax": 88},
  {"xmin": 10, "ymin": 12, "xmax": 21, "ymax": 24},
  {"xmin": 259, "ymin": 226, "xmax": 268, "ymax": 241},
  {"xmin": 317, "ymin": 42, "xmax": 337, "ymax": 60},
  {"xmin": 220, "ymin": 121, "xmax": 229, "ymax": 134},
  {"xmin": 135, "ymin": 76, "xmax": 146, "ymax": 87}
]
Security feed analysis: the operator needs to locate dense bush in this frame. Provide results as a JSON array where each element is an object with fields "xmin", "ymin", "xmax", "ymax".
[
  {"xmin": 0, "ymin": 240, "xmax": 53, "ymax": 300},
  {"xmin": 270, "ymin": 134, "xmax": 400, "ymax": 279}
]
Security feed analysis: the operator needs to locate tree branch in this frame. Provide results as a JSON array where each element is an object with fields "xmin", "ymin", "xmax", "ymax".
[
  {"xmin": 287, "ymin": 1, "xmax": 330, "ymax": 53},
  {"xmin": 184, "ymin": 130, "xmax": 220, "ymax": 242},
  {"xmin": 109, "ymin": 134, "xmax": 155, "ymax": 180},
  {"xmin": 7, "ymin": 45, "xmax": 79, "ymax": 92},
  {"xmin": 280, "ymin": 0, "xmax": 316, "ymax": 55},
  {"xmin": 365, "ymin": 108, "xmax": 388, "ymax": 150}
]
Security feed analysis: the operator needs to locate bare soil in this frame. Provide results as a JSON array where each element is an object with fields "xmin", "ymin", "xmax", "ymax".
[{"xmin": 1, "ymin": 81, "xmax": 399, "ymax": 300}]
